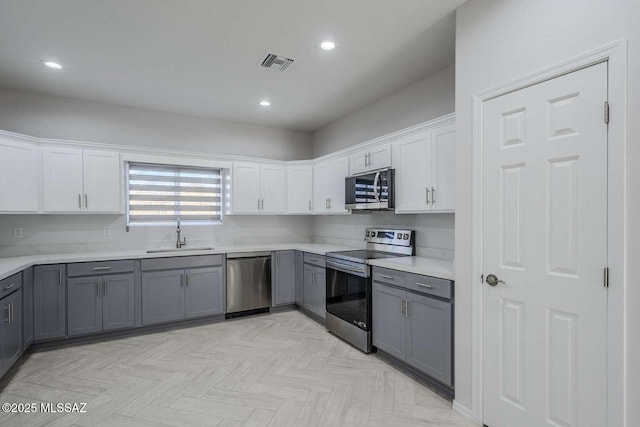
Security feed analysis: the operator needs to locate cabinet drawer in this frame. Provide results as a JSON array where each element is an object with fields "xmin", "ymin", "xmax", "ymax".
[
  {"xmin": 142, "ymin": 254, "xmax": 223, "ymax": 271},
  {"xmin": 372, "ymin": 267, "xmax": 405, "ymax": 286},
  {"xmin": 303, "ymin": 253, "xmax": 325, "ymax": 268},
  {"xmin": 68, "ymin": 260, "xmax": 135, "ymax": 277},
  {"xmin": 0, "ymin": 272, "xmax": 22, "ymax": 299},
  {"xmin": 405, "ymin": 273, "xmax": 452, "ymax": 300}
]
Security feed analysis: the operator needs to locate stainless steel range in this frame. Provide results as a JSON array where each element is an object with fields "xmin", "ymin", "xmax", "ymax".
[{"xmin": 325, "ymin": 228, "xmax": 415, "ymax": 353}]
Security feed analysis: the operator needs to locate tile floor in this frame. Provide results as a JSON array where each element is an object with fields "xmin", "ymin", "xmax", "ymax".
[{"xmin": 0, "ymin": 310, "xmax": 477, "ymax": 426}]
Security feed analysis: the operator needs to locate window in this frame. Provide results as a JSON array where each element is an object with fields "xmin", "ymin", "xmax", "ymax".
[{"xmin": 127, "ymin": 162, "xmax": 222, "ymax": 225}]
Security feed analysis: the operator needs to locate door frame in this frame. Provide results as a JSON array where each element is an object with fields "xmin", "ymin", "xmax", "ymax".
[{"xmin": 467, "ymin": 39, "xmax": 628, "ymax": 426}]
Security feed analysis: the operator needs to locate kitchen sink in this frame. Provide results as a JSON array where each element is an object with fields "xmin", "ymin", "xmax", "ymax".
[{"xmin": 146, "ymin": 247, "xmax": 214, "ymax": 254}]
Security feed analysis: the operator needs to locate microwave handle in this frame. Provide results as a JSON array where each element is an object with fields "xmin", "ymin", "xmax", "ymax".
[{"xmin": 373, "ymin": 171, "xmax": 381, "ymax": 203}]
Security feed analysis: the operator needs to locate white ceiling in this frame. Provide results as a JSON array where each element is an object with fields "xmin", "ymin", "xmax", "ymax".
[{"xmin": 0, "ymin": 0, "xmax": 463, "ymax": 132}]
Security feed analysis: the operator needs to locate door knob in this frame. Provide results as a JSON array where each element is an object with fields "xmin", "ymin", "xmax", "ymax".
[{"xmin": 485, "ymin": 274, "xmax": 505, "ymax": 287}]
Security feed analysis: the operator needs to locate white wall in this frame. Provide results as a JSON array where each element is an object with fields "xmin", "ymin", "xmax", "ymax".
[
  {"xmin": 0, "ymin": 87, "xmax": 312, "ymax": 161},
  {"xmin": 454, "ymin": 1, "xmax": 640, "ymax": 425},
  {"xmin": 0, "ymin": 214, "xmax": 312, "ymax": 257},
  {"xmin": 312, "ymin": 212, "xmax": 454, "ymax": 260},
  {"xmin": 312, "ymin": 65, "xmax": 455, "ymax": 157}
]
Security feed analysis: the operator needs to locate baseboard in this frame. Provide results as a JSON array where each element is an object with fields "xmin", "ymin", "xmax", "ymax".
[{"xmin": 452, "ymin": 400, "xmax": 476, "ymax": 422}]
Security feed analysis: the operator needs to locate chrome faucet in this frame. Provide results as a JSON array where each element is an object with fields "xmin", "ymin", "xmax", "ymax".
[{"xmin": 176, "ymin": 218, "xmax": 187, "ymax": 249}]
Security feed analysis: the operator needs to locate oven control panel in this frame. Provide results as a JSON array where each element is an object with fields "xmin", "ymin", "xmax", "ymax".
[{"xmin": 365, "ymin": 228, "xmax": 414, "ymax": 246}]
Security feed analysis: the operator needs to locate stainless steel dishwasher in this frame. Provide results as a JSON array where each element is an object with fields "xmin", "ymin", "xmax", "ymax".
[{"xmin": 226, "ymin": 252, "xmax": 272, "ymax": 317}]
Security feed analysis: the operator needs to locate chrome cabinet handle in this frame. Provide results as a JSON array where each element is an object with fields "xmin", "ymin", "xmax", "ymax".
[
  {"xmin": 400, "ymin": 298, "xmax": 405, "ymax": 315},
  {"xmin": 59, "ymin": 269, "xmax": 63, "ymax": 286},
  {"xmin": 103, "ymin": 278, "xmax": 107, "ymax": 296},
  {"xmin": 97, "ymin": 279, "xmax": 100, "ymax": 297},
  {"xmin": 186, "ymin": 274, "xmax": 190, "ymax": 287},
  {"xmin": 328, "ymin": 198, "xmax": 331, "ymax": 209},
  {"xmin": 92, "ymin": 266, "xmax": 112, "ymax": 271},
  {"xmin": 257, "ymin": 199, "xmax": 260, "ymax": 210},
  {"xmin": 78, "ymin": 194, "xmax": 82, "ymax": 208},
  {"xmin": 10, "ymin": 302, "xmax": 13, "ymax": 323},
  {"xmin": 85, "ymin": 193, "xmax": 88, "ymax": 209},
  {"xmin": 415, "ymin": 283, "xmax": 432, "ymax": 289},
  {"xmin": 4, "ymin": 283, "xmax": 16, "ymax": 290},
  {"xmin": 379, "ymin": 274, "xmax": 394, "ymax": 280},
  {"xmin": 432, "ymin": 187, "xmax": 436, "ymax": 204},
  {"xmin": 426, "ymin": 188, "xmax": 430, "ymax": 205},
  {"xmin": 309, "ymin": 200, "xmax": 312, "ymax": 211},
  {"xmin": 405, "ymin": 300, "xmax": 409, "ymax": 318}
]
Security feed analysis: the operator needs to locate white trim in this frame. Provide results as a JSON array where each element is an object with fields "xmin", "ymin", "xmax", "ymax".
[
  {"xmin": 470, "ymin": 39, "xmax": 628, "ymax": 426},
  {"xmin": 452, "ymin": 400, "xmax": 476, "ymax": 423}
]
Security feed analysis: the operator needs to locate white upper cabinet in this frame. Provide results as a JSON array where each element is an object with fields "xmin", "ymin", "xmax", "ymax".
[
  {"xmin": 313, "ymin": 156, "xmax": 350, "ymax": 214},
  {"xmin": 0, "ymin": 138, "xmax": 41, "ymax": 212},
  {"xmin": 83, "ymin": 150, "xmax": 121, "ymax": 213},
  {"xmin": 43, "ymin": 147, "xmax": 121, "ymax": 213},
  {"xmin": 231, "ymin": 162, "xmax": 286, "ymax": 214},
  {"xmin": 393, "ymin": 123, "xmax": 455, "ymax": 213},
  {"xmin": 349, "ymin": 143, "xmax": 391, "ymax": 175},
  {"xmin": 286, "ymin": 165, "xmax": 313, "ymax": 214}
]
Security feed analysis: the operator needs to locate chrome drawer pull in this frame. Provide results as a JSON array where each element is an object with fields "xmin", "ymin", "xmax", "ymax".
[
  {"xmin": 4, "ymin": 283, "xmax": 16, "ymax": 290},
  {"xmin": 379, "ymin": 274, "xmax": 394, "ymax": 280},
  {"xmin": 92, "ymin": 266, "xmax": 112, "ymax": 271},
  {"xmin": 416, "ymin": 283, "xmax": 433, "ymax": 289}
]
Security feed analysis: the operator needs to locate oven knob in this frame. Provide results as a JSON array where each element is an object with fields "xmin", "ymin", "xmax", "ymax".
[{"xmin": 404, "ymin": 233, "xmax": 410, "ymax": 240}]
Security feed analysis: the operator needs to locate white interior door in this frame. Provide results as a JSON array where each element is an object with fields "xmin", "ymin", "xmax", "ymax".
[{"xmin": 482, "ymin": 62, "xmax": 608, "ymax": 427}]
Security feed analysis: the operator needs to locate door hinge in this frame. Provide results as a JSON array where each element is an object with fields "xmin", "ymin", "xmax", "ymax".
[
  {"xmin": 604, "ymin": 267, "xmax": 610, "ymax": 288},
  {"xmin": 604, "ymin": 101, "xmax": 610, "ymax": 124}
]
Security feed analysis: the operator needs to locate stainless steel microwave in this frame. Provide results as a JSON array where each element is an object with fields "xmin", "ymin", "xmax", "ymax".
[{"xmin": 345, "ymin": 168, "xmax": 395, "ymax": 211}]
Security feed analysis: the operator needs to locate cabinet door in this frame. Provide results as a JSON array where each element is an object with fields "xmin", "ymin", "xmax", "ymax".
[
  {"xmin": 2, "ymin": 289, "xmax": 23, "ymax": 372},
  {"xmin": 0, "ymin": 139, "xmax": 40, "ymax": 212},
  {"xmin": 312, "ymin": 162, "xmax": 330, "ymax": 214},
  {"xmin": 372, "ymin": 283, "xmax": 406, "ymax": 360},
  {"xmin": 368, "ymin": 143, "xmax": 392, "ymax": 171},
  {"xmin": 185, "ymin": 266, "xmax": 224, "ymax": 318},
  {"xmin": 232, "ymin": 162, "xmax": 261, "ymax": 214},
  {"xmin": 405, "ymin": 292, "xmax": 452, "ymax": 386},
  {"xmin": 393, "ymin": 131, "xmax": 432, "ymax": 213},
  {"xmin": 22, "ymin": 267, "xmax": 34, "ymax": 350},
  {"xmin": 83, "ymin": 150, "xmax": 121, "ymax": 213},
  {"xmin": 42, "ymin": 147, "xmax": 84, "ymax": 212},
  {"xmin": 303, "ymin": 264, "xmax": 315, "ymax": 312},
  {"xmin": 295, "ymin": 251, "xmax": 304, "ymax": 306},
  {"xmin": 326, "ymin": 156, "xmax": 349, "ymax": 213},
  {"xmin": 431, "ymin": 125, "xmax": 456, "ymax": 211},
  {"xmin": 102, "ymin": 273, "xmax": 135, "ymax": 331},
  {"xmin": 34, "ymin": 264, "xmax": 66, "ymax": 341},
  {"xmin": 67, "ymin": 276, "xmax": 103, "ymax": 336},
  {"xmin": 141, "ymin": 270, "xmax": 185, "ymax": 325},
  {"xmin": 273, "ymin": 251, "xmax": 295, "ymax": 306},
  {"xmin": 286, "ymin": 165, "xmax": 313, "ymax": 214},
  {"xmin": 260, "ymin": 165, "xmax": 286, "ymax": 213},
  {"xmin": 349, "ymin": 149, "xmax": 369, "ymax": 175},
  {"xmin": 312, "ymin": 266, "xmax": 326, "ymax": 319}
]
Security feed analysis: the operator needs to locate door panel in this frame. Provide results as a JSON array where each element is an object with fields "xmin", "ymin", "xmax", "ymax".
[
  {"xmin": 261, "ymin": 165, "xmax": 286, "ymax": 213},
  {"xmin": 67, "ymin": 276, "xmax": 102, "ymax": 336},
  {"xmin": 42, "ymin": 147, "xmax": 83, "ymax": 212},
  {"xmin": 482, "ymin": 62, "xmax": 608, "ymax": 427},
  {"xmin": 185, "ymin": 266, "xmax": 224, "ymax": 318},
  {"xmin": 83, "ymin": 150, "xmax": 121, "ymax": 213},
  {"xmin": 287, "ymin": 166, "xmax": 313, "ymax": 214},
  {"xmin": 0, "ymin": 139, "xmax": 40, "ymax": 212},
  {"xmin": 141, "ymin": 270, "xmax": 185, "ymax": 325},
  {"xmin": 393, "ymin": 131, "xmax": 432, "ymax": 212},
  {"xmin": 102, "ymin": 273, "xmax": 135, "ymax": 331},
  {"xmin": 432, "ymin": 125, "xmax": 456, "ymax": 211},
  {"xmin": 372, "ymin": 283, "xmax": 405, "ymax": 360},
  {"xmin": 232, "ymin": 162, "xmax": 261, "ymax": 214},
  {"xmin": 2, "ymin": 289, "xmax": 23, "ymax": 370},
  {"xmin": 274, "ymin": 251, "xmax": 296, "ymax": 306},
  {"xmin": 34, "ymin": 265, "xmax": 66, "ymax": 341}
]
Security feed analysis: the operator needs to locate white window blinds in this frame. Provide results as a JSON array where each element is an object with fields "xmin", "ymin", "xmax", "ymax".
[{"xmin": 127, "ymin": 162, "xmax": 222, "ymax": 224}]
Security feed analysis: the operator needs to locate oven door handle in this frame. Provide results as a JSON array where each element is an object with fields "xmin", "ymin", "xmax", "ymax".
[{"xmin": 326, "ymin": 260, "xmax": 370, "ymax": 278}]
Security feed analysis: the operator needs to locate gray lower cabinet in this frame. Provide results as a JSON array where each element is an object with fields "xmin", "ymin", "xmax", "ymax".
[
  {"xmin": 1, "ymin": 289, "xmax": 23, "ymax": 376},
  {"xmin": 273, "ymin": 250, "xmax": 296, "ymax": 306},
  {"xmin": 22, "ymin": 267, "xmax": 34, "ymax": 350},
  {"xmin": 68, "ymin": 273, "xmax": 135, "ymax": 336},
  {"xmin": 303, "ymin": 262, "xmax": 326, "ymax": 319},
  {"xmin": 295, "ymin": 251, "xmax": 303, "ymax": 306},
  {"xmin": 34, "ymin": 264, "xmax": 66, "ymax": 341},
  {"xmin": 142, "ymin": 266, "xmax": 224, "ymax": 326},
  {"xmin": 372, "ymin": 268, "xmax": 453, "ymax": 387}
]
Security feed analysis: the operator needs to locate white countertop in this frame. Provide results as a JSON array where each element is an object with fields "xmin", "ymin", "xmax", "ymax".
[
  {"xmin": 0, "ymin": 244, "xmax": 454, "ymax": 282},
  {"xmin": 0, "ymin": 243, "xmax": 354, "ymax": 281},
  {"xmin": 367, "ymin": 256, "xmax": 455, "ymax": 281}
]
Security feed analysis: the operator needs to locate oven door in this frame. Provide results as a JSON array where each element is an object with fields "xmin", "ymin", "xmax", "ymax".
[{"xmin": 325, "ymin": 259, "xmax": 372, "ymax": 331}]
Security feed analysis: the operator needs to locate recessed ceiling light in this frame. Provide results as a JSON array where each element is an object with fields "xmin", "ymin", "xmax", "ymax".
[
  {"xmin": 44, "ymin": 61, "xmax": 62, "ymax": 70},
  {"xmin": 259, "ymin": 100, "xmax": 271, "ymax": 107},
  {"xmin": 320, "ymin": 41, "xmax": 335, "ymax": 51}
]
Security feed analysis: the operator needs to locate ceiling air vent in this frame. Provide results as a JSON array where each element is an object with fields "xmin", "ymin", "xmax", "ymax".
[{"xmin": 260, "ymin": 53, "xmax": 295, "ymax": 72}]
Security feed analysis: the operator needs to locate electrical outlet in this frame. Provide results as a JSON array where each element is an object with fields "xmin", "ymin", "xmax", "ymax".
[
  {"xmin": 103, "ymin": 226, "xmax": 111, "ymax": 236},
  {"xmin": 13, "ymin": 227, "xmax": 23, "ymax": 239}
]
